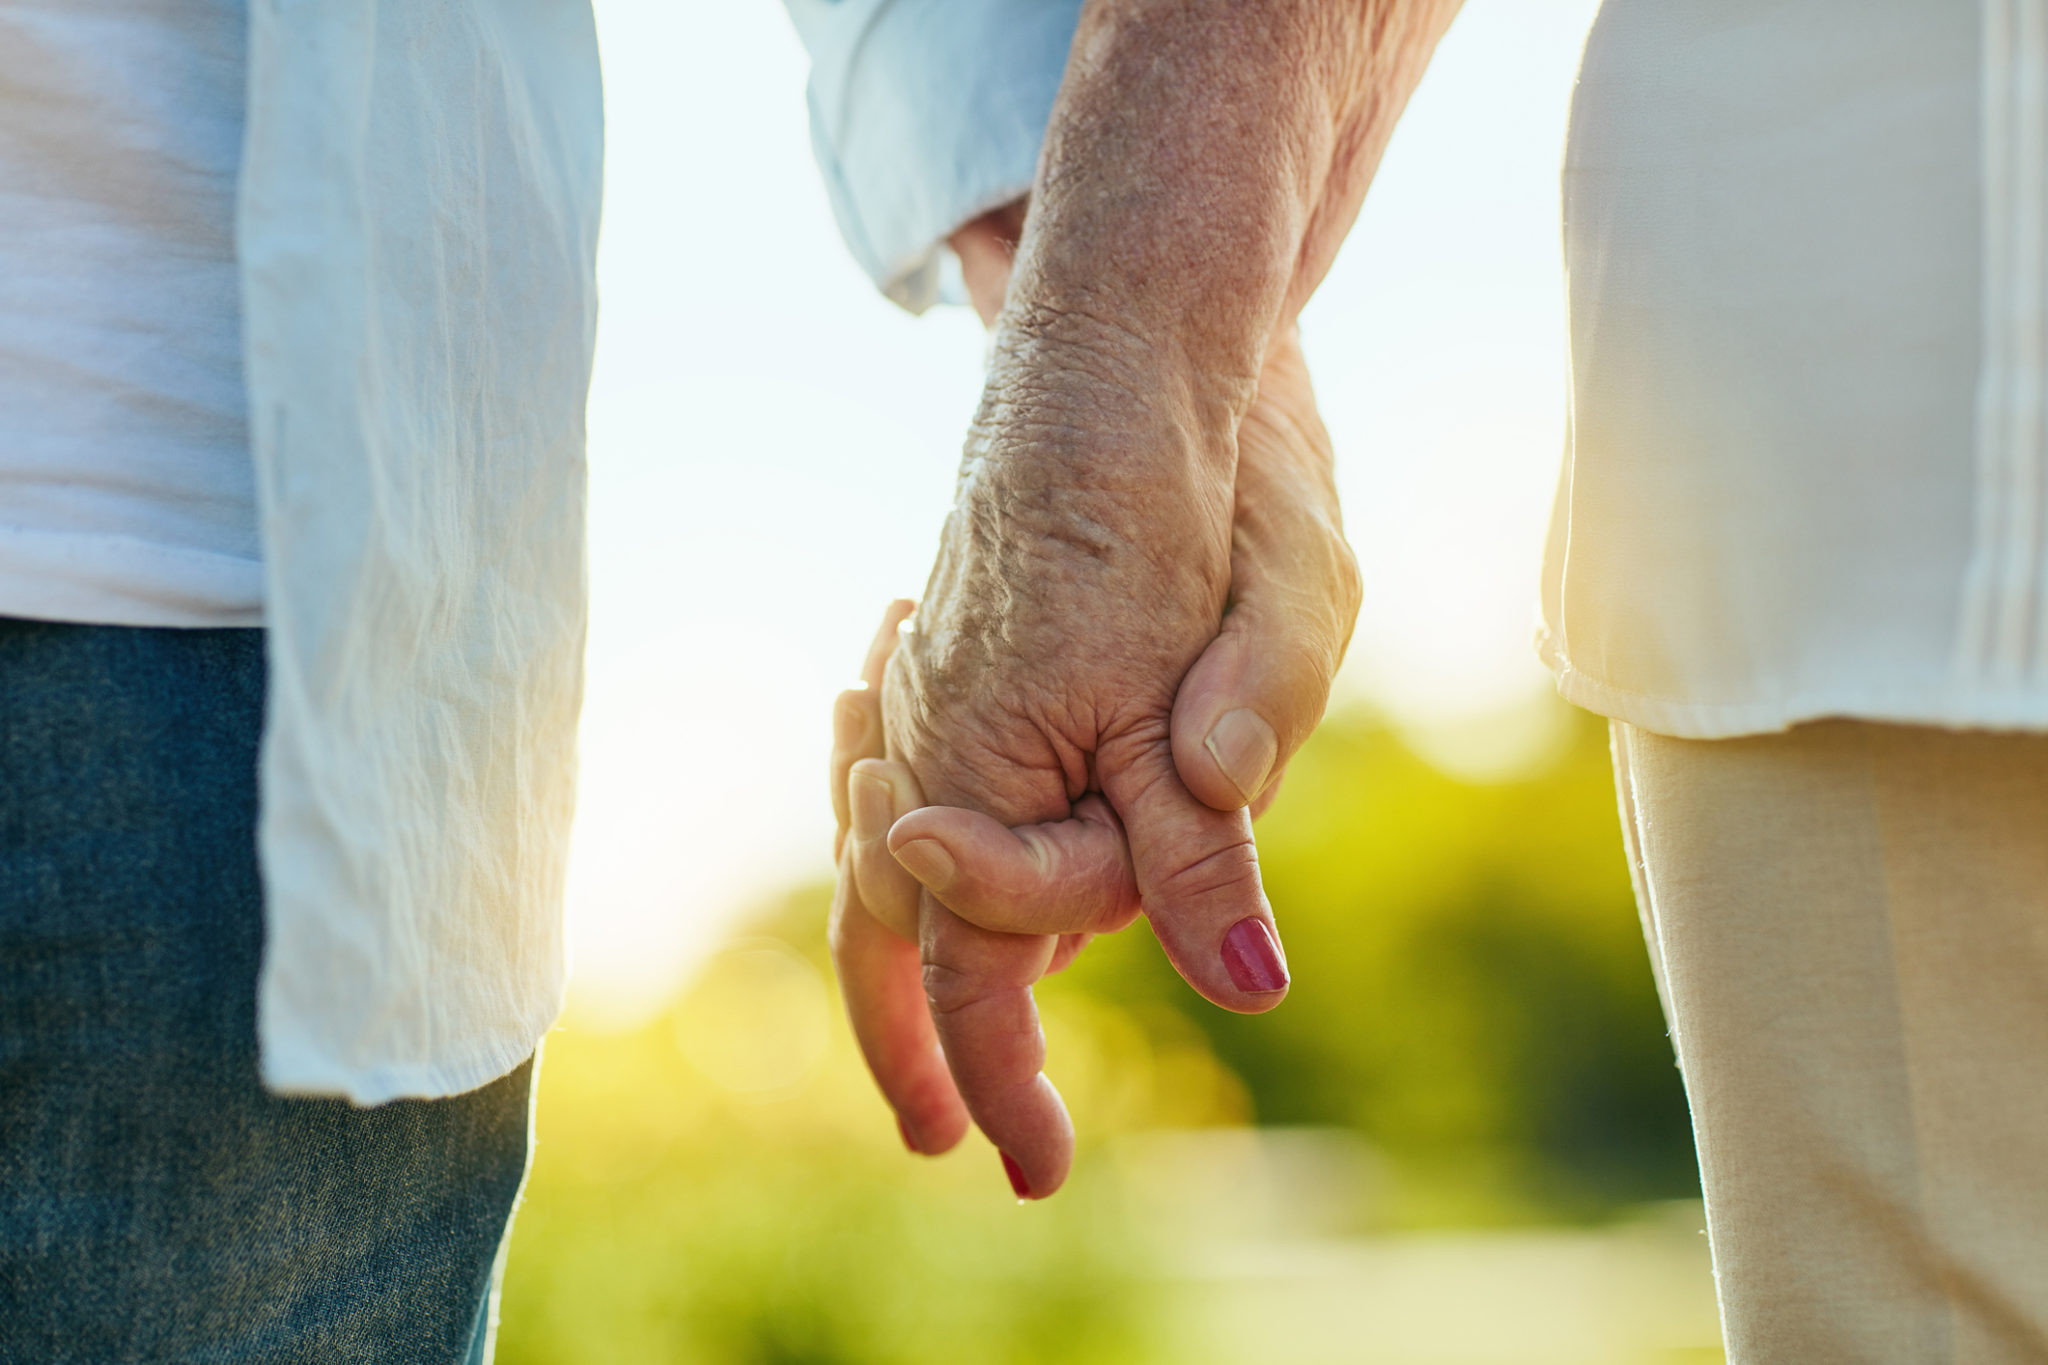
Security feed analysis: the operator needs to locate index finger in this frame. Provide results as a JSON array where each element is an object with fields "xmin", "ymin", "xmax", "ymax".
[
  {"xmin": 831, "ymin": 600, "xmax": 917, "ymax": 853},
  {"xmin": 862, "ymin": 600, "xmax": 916, "ymax": 691}
]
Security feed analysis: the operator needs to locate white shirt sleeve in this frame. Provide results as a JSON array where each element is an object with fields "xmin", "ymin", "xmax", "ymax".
[{"xmin": 782, "ymin": 0, "xmax": 1084, "ymax": 313}]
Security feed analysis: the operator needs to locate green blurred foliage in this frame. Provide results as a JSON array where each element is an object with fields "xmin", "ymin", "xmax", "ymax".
[
  {"xmin": 496, "ymin": 901, "xmax": 1193, "ymax": 1365},
  {"xmin": 1052, "ymin": 701, "xmax": 1697, "ymax": 1221},
  {"xmin": 496, "ymin": 700, "xmax": 1702, "ymax": 1363}
]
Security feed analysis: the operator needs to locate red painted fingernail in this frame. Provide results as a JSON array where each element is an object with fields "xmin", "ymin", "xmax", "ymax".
[
  {"xmin": 1000, "ymin": 1151, "xmax": 1031, "ymax": 1200},
  {"xmin": 897, "ymin": 1116, "xmax": 920, "ymax": 1155},
  {"xmin": 1221, "ymin": 917, "xmax": 1289, "ymax": 993}
]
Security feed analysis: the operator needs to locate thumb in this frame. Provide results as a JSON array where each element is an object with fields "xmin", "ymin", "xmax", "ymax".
[
  {"xmin": 1098, "ymin": 724, "xmax": 1290, "ymax": 1014},
  {"xmin": 1174, "ymin": 321, "xmax": 1359, "ymax": 813},
  {"xmin": 1170, "ymin": 599, "xmax": 1341, "ymax": 813}
]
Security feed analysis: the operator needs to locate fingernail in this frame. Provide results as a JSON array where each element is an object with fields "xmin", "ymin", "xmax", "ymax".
[
  {"xmin": 1205, "ymin": 709, "xmax": 1279, "ymax": 805},
  {"xmin": 1000, "ymin": 1151, "xmax": 1031, "ymax": 1201},
  {"xmin": 897, "ymin": 1115, "xmax": 921, "ymax": 1155},
  {"xmin": 1221, "ymin": 917, "xmax": 1289, "ymax": 993},
  {"xmin": 850, "ymin": 767, "xmax": 892, "ymax": 841},
  {"xmin": 892, "ymin": 838, "xmax": 957, "ymax": 892},
  {"xmin": 834, "ymin": 696, "xmax": 867, "ymax": 747}
]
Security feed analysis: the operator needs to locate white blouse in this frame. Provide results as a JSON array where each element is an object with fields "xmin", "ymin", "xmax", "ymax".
[{"xmin": 1542, "ymin": 0, "xmax": 2048, "ymax": 737}]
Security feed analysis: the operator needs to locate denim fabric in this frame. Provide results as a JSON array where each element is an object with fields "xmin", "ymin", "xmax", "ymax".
[{"xmin": 0, "ymin": 619, "xmax": 532, "ymax": 1364}]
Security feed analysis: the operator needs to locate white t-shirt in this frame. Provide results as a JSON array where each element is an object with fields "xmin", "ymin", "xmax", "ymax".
[{"xmin": 0, "ymin": 0, "xmax": 259, "ymax": 627}]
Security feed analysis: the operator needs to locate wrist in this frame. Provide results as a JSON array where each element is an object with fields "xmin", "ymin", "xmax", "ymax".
[
  {"xmin": 969, "ymin": 323, "xmax": 1239, "ymax": 543},
  {"xmin": 1008, "ymin": 1, "xmax": 1365, "ymax": 382},
  {"xmin": 1006, "ymin": 0, "xmax": 1461, "ymax": 377}
]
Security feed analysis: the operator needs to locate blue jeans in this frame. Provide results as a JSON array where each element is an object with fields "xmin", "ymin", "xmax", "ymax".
[{"xmin": 0, "ymin": 620, "xmax": 531, "ymax": 1364}]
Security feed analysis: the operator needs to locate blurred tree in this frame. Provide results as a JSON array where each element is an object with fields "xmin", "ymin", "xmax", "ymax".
[
  {"xmin": 497, "ymin": 700, "xmax": 1704, "ymax": 1363},
  {"xmin": 1047, "ymin": 701, "xmax": 1698, "ymax": 1221},
  {"xmin": 497, "ymin": 907, "xmax": 1175, "ymax": 1365}
]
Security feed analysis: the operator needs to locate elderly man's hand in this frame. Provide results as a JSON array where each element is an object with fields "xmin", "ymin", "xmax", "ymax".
[
  {"xmin": 887, "ymin": 294, "xmax": 1279, "ymax": 951},
  {"xmin": 950, "ymin": 204, "xmax": 1357, "ymax": 825}
]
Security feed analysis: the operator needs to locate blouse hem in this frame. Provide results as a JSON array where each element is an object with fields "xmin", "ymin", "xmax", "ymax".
[{"xmin": 1539, "ymin": 632, "xmax": 2048, "ymax": 740}]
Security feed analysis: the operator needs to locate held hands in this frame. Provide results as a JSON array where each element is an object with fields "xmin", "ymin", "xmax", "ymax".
[
  {"xmin": 824, "ymin": 0, "xmax": 1457, "ymax": 1200},
  {"xmin": 827, "ymin": 268, "xmax": 1359, "ymax": 1197},
  {"xmin": 828, "ymin": 605, "xmax": 1115, "ymax": 1187}
]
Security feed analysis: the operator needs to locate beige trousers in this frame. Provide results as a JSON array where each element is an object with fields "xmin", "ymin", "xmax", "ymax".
[{"xmin": 1612, "ymin": 721, "xmax": 2048, "ymax": 1364}]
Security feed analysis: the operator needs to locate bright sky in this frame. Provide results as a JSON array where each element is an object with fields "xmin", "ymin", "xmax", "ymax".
[{"xmin": 567, "ymin": 0, "xmax": 1608, "ymax": 1017}]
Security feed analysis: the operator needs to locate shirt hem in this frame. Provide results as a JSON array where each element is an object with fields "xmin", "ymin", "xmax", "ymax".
[
  {"xmin": 1539, "ymin": 630, "xmax": 2048, "ymax": 739},
  {"xmin": 0, "ymin": 526, "xmax": 264, "ymax": 627},
  {"xmin": 257, "ymin": 997, "xmax": 562, "ymax": 1106},
  {"xmin": 877, "ymin": 175, "xmax": 1037, "ymax": 314}
]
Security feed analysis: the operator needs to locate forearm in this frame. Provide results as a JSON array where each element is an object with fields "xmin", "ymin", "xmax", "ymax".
[{"xmin": 1005, "ymin": 0, "xmax": 1462, "ymax": 417}]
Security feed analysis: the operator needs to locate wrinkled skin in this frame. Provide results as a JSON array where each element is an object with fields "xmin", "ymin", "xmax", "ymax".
[{"xmin": 831, "ymin": 249, "xmax": 1359, "ymax": 1196}]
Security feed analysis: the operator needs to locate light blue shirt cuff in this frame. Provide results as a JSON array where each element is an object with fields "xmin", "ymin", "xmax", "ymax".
[{"xmin": 783, "ymin": 0, "xmax": 1085, "ymax": 314}]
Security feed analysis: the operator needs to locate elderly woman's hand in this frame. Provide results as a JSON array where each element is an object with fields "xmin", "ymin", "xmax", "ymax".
[{"xmin": 826, "ymin": 604, "xmax": 1116, "ymax": 1172}]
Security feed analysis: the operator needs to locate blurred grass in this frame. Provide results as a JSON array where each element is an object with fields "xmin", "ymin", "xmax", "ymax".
[{"xmin": 496, "ymin": 700, "xmax": 1720, "ymax": 1364}]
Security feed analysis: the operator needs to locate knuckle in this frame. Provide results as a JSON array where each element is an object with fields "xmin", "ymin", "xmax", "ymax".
[
  {"xmin": 918, "ymin": 961, "xmax": 1042, "ymax": 1060},
  {"xmin": 919, "ymin": 959, "xmax": 985, "ymax": 1018},
  {"xmin": 1151, "ymin": 835, "xmax": 1262, "ymax": 905},
  {"xmin": 1332, "ymin": 536, "xmax": 1364, "ymax": 618},
  {"xmin": 1084, "ymin": 896, "xmax": 1145, "ymax": 935}
]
